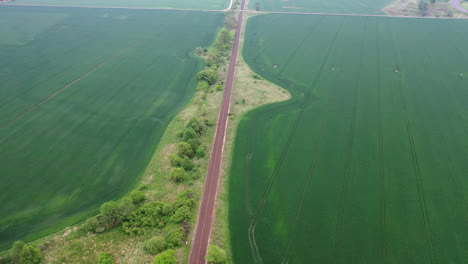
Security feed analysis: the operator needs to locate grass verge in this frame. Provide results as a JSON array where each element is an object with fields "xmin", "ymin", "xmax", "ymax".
[{"xmin": 209, "ymin": 11, "xmax": 291, "ymax": 263}]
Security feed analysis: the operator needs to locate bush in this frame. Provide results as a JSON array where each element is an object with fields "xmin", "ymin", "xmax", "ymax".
[
  {"xmin": 178, "ymin": 142, "xmax": 194, "ymax": 158},
  {"xmin": 187, "ymin": 117, "xmax": 203, "ymax": 134},
  {"xmin": 196, "ymin": 147, "xmax": 206, "ymax": 158},
  {"xmin": 144, "ymin": 236, "xmax": 167, "ymax": 255},
  {"xmin": 173, "ymin": 191, "xmax": 194, "ymax": 209},
  {"xmin": 183, "ymin": 127, "xmax": 197, "ymax": 142},
  {"xmin": 206, "ymin": 245, "xmax": 227, "ymax": 264},
  {"xmin": 166, "ymin": 227, "xmax": 185, "ymax": 248},
  {"xmin": 96, "ymin": 252, "xmax": 114, "ymax": 264},
  {"xmin": 153, "ymin": 249, "xmax": 177, "ymax": 264},
  {"xmin": 170, "ymin": 167, "xmax": 187, "ymax": 182},
  {"xmin": 129, "ymin": 190, "xmax": 146, "ymax": 204},
  {"xmin": 19, "ymin": 245, "xmax": 41, "ymax": 264},
  {"xmin": 170, "ymin": 206, "xmax": 191, "ymax": 223},
  {"xmin": 181, "ymin": 156, "xmax": 194, "ymax": 171},
  {"xmin": 169, "ymin": 154, "xmax": 183, "ymax": 167},
  {"xmin": 10, "ymin": 240, "xmax": 25, "ymax": 263},
  {"xmin": 122, "ymin": 201, "xmax": 168, "ymax": 235},
  {"xmin": 198, "ymin": 69, "xmax": 218, "ymax": 85},
  {"xmin": 187, "ymin": 138, "xmax": 200, "ymax": 151},
  {"xmin": 196, "ymin": 80, "xmax": 210, "ymax": 92}
]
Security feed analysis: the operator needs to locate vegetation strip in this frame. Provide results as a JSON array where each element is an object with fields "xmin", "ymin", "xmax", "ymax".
[{"xmin": 188, "ymin": 0, "xmax": 246, "ymax": 262}]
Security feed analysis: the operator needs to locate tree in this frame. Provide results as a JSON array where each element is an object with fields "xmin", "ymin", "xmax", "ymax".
[
  {"xmin": 255, "ymin": 2, "xmax": 260, "ymax": 11},
  {"xmin": 10, "ymin": 240, "xmax": 25, "ymax": 263},
  {"xmin": 206, "ymin": 245, "xmax": 228, "ymax": 264},
  {"xmin": 144, "ymin": 236, "xmax": 167, "ymax": 255},
  {"xmin": 178, "ymin": 142, "xmax": 194, "ymax": 158},
  {"xmin": 19, "ymin": 245, "xmax": 41, "ymax": 264},
  {"xmin": 170, "ymin": 167, "xmax": 187, "ymax": 182},
  {"xmin": 198, "ymin": 69, "xmax": 218, "ymax": 85},
  {"xmin": 153, "ymin": 249, "xmax": 177, "ymax": 264},
  {"xmin": 96, "ymin": 252, "xmax": 115, "ymax": 264}
]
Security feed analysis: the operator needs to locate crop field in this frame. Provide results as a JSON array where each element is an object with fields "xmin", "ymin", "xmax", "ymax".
[
  {"xmin": 250, "ymin": 0, "xmax": 393, "ymax": 14},
  {"xmin": 8, "ymin": 0, "xmax": 230, "ymax": 10},
  {"xmin": 0, "ymin": 5, "xmax": 223, "ymax": 249},
  {"xmin": 229, "ymin": 14, "xmax": 468, "ymax": 264}
]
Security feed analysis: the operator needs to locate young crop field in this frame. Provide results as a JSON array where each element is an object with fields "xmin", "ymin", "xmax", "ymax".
[
  {"xmin": 229, "ymin": 14, "xmax": 468, "ymax": 264},
  {"xmin": 250, "ymin": 0, "xmax": 393, "ymax": 14},
  {"xmin": 0, "ymin": 5, "xmax": 223, "ymax": 250},
  {"xmin": 7, "ymin": 0, "xmax": 231, "ymax": 10}
]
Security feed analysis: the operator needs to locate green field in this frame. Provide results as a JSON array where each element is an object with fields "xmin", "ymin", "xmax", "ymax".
[
  {"xmin": 251, "ymin": 0, "xmax": 393, "ymax": 14},
  {"xmin": 0, "ymin": 6, "xmax": 223, "ymax": 250},
  {"xmin": 8, "ymin": 0, "xmax": 230, "ymax": 10},
  {"xmin": 229, "ymin": 14, "xmax": 468, "ymax": 263}
]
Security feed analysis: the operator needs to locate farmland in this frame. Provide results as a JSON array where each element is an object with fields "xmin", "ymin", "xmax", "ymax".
[
  {"xmin": 6, "ymin": 0, "xmax": 231, "ymax": 10},
  {"xmin": 229, "ymin": 14, "xmax": 468, "ymax": 264},
  {"xmin": 0, "ymin": 5, "xmax": 223, "ymax": 250},
  {"xmin": 250, "ymin": 0, "xmax": 393, "ymax": 14}
]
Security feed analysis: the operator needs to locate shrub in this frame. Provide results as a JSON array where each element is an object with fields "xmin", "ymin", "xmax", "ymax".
[
  {"xmin": 206, "ymin": 245, "xmax": 227, "ymax": 264},
  {"xmin": 196, "ymin": 80, "xmax": 209, "ymax": 92},
  {"xmin": 183, "ymin": 127, "xmax": 197, "ymax": 142},
  {"xmin": 10, "ymin": 240, "xmax": 25, "ymax": 263},
  {"xmin": 169, "ymin": 154, "xmax": 183, "ymax": 167},
  {"xmin": 170, "ymin": 167, "xmax": 187, "ymax": 182},
  {"xmin": 122, "ymin": 201, "xmax": 168, "ymax": 234},
  {"xmin": 187, "ymin": 138, "xmax": 200, "ymax": 151},
  {"xmin": 196, "ymin": 147, "xmax": 206, "ymax": 158},
  {"xmin": 181, "ymin": 156, "xmax": 194, "ymax": 171},
  {"xmin": 170, "ymin": 206, "xmax": 191, "ymax": 223},
  {"xmin": 144, "ymin": 236, "xmax": 166, "ymax": 255},
  {"xmin": 178, "ymin": 142, "xmax": 194, "ymax": 158},
  {"xmin": 129, "ymin": 190, "xmax": 146, "ymax": 204},
  {"xmin": 96, "ymin": 252, "xmax": 114, "ymax": 264},
  {"xmin": 166, "ymin": 227, "xmax": 185, "ymax": 248},
  {"xmin": 153, "ymin": 249, "xmax": 177, "ymax": 264},
  {"xmin": 187, "ymin": 117, "xmax": 203, "ymax": 134},
  {"xmin": 19, "ymin": 245, "xmax": 41, "ymax": 264},
  {"xmin": 198, "ymin": 69, "xmax": 218, "ymax": 85},
  {"xmin": 173, "ymin": 191, "xmax": 194, "ymax": 209}
]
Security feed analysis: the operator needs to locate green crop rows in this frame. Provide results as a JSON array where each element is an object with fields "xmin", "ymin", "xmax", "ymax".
[
  {"xmin": 0, "ymin": 6, "xmax": 223, "ymax": 249},
  {"xmin": 229, "ymin": 14, "xmax": 468, "ymax": 263},
  {"xmin": 10, "ymin": 0, "xmax": 230, "ymax": 11},
  {"xmin": 250, "ymin": 0, "xmax": 393, "ymax": 14}
]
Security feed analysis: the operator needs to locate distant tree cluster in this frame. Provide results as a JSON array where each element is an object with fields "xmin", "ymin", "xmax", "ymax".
[
  {"xmin": 418, "ymin": 0, "xmax": 429, "ymax": 16},
  {"xmin": 167, "ymin": 117, "xmax": 208, "ymax": 183}
]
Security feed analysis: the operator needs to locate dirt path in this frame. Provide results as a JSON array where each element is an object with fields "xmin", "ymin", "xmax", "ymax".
[
  {"xmin": 188, "ymin": 0, "xmax": 246, "ymax": 263},
  {"xmin": 451, "ymin": 0, "xmax": 468, "ymax": 13}
]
